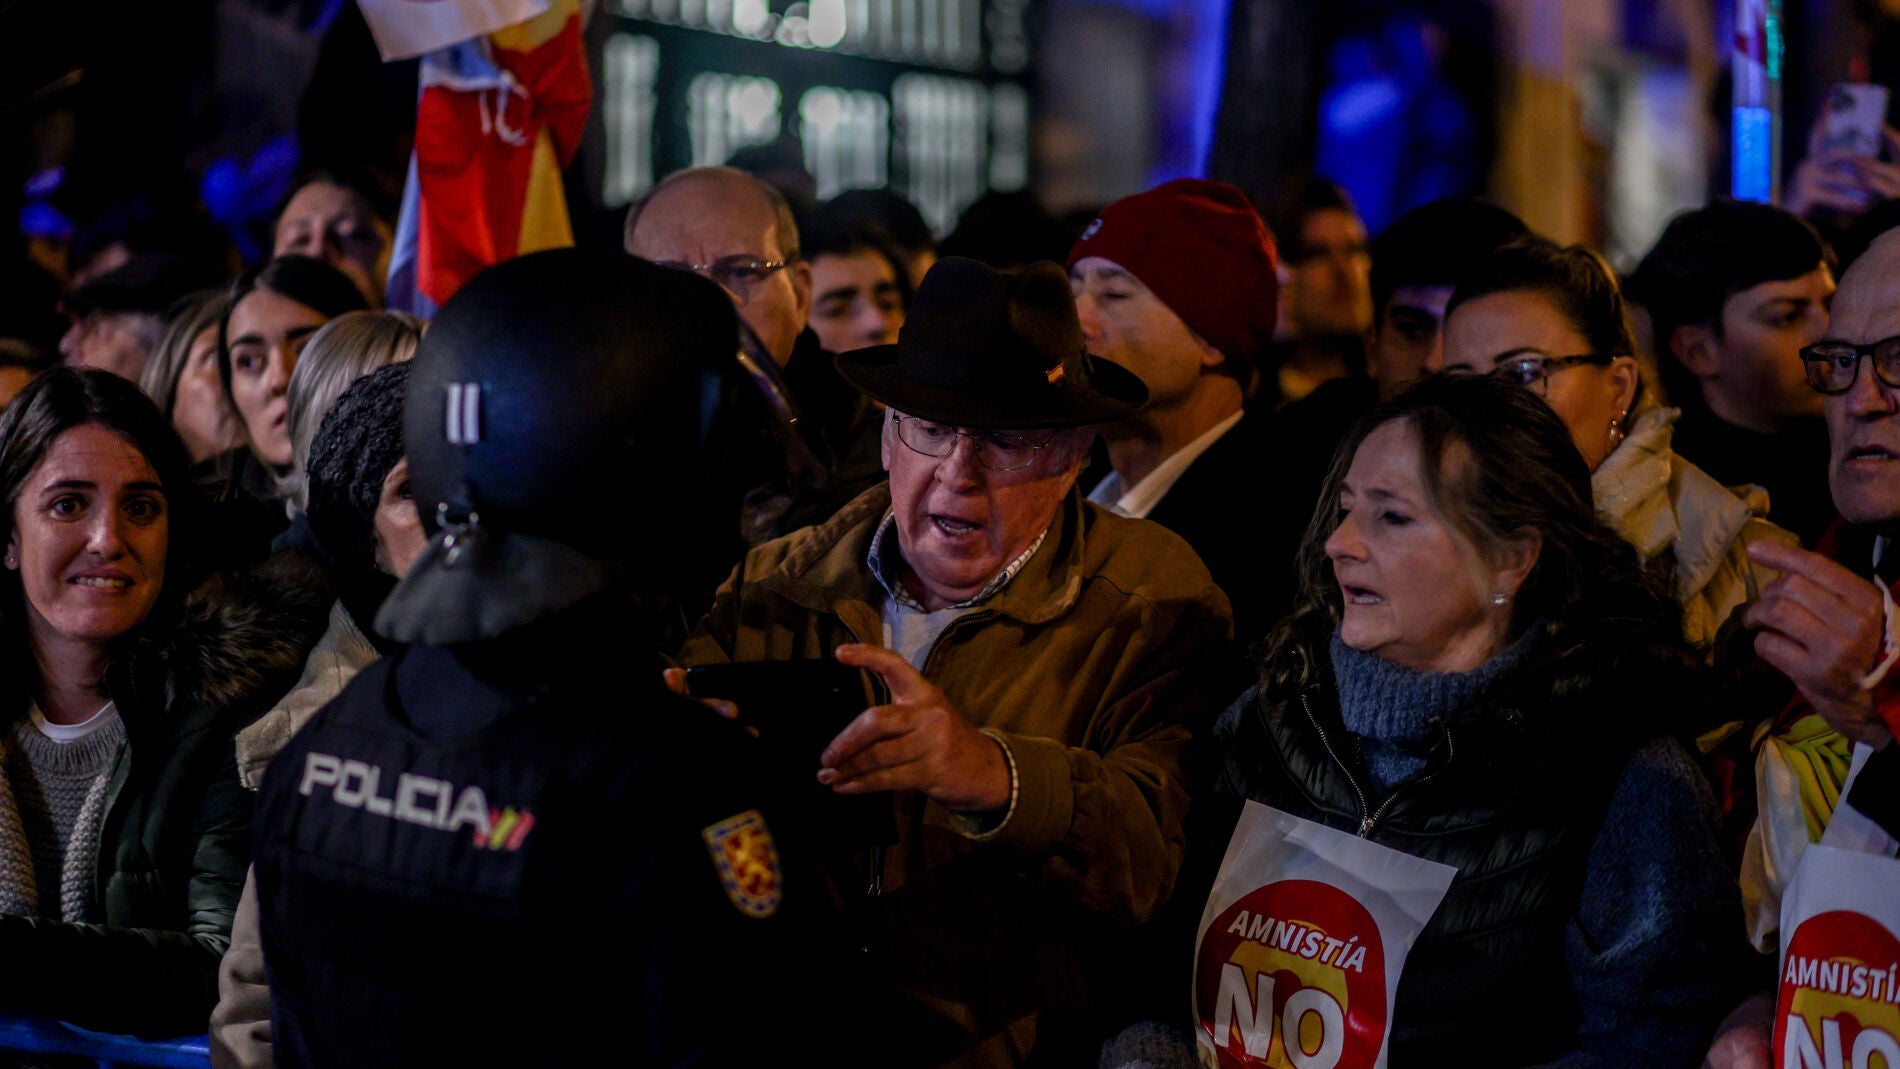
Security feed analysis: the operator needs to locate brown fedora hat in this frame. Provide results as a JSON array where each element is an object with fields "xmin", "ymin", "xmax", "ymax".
[{"xmin": 835, "ymin": 257, "xmax": 1147, "ymax": 429}]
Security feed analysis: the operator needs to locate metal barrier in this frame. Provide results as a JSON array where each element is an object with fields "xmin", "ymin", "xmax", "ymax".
[{"xmin": 0, "ymin": 1014, "xmax": 210, "ymax": 1068}]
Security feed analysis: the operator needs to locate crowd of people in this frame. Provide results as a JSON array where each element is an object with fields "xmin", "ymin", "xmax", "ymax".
[{"xmin": 0, "ymin": 140, "xmax": 1897, "ymax": 1068}]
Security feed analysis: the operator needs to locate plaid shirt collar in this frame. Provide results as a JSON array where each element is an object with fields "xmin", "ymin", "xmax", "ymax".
[{"xmin": 866, "ymin": 509, "xmax": 1050, "ymax": 611}]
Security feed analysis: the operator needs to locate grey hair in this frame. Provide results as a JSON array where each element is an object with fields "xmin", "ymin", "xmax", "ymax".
[{"xmin": 285, "ymin": 310, "xmax": 423, "ymax": 509}]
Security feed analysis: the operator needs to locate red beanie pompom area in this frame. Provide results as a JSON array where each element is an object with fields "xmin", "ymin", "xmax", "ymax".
[{"xmin": 1066, "ymin": 178, "xmax": 1280, "ymax": 372}]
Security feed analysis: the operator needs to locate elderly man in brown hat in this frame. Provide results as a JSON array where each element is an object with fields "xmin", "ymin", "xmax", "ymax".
[{"xmin": 676, "ymin": 256, "xmax": 1237, "ymax": 1068}]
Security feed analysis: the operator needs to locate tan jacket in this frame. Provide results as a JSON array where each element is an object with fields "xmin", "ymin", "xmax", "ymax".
[
  {"xmin": 214, "ymin": 601, "xmax": 382, "ymax": 1069},
  {"xmin": 234, "ymin": 600, "xmax": 380, "ymax": 790},
  {"xmin": 1593, "ymin": 406, "xmax": 1797, "ymax": 647},
  {"xmin": 681, "ymin": 483, "xmax": 1236, "ymax": 1068}
]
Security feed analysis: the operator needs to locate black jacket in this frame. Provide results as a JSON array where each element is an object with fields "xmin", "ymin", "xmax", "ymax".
[
  {"xmin": 689, "ymin": 329, "xmax": 884, "ymax": 622},
  {"xmin": 1198, "ymin": 651, "xmax": 1749, "ymax": 1068},
  {"xmin": 256, "ymin": 600, "xmax": 866, "ymax": 1067},
  {"xmin": 1142, "ymin": 410, "xmax": 1290, "ymax": 649},
  {"xmin": 0, "ymin": 552, "xmax": 328, "ymax": 1035},
  {"xmin": 1670, "ymin": 407, "xmax": 1834, "ymax": 548}
]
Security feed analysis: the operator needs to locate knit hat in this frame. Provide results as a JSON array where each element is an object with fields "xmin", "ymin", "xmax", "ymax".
[
  {"xmin": 1066, "ymin": 178, "xmax": 1280, "ymax": 372},
  {"xmin": 307, "ymin": 362, "xmax": 410, "ymax": 589}
]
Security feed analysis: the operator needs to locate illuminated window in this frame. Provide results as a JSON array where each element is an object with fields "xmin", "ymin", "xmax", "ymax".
[
  {"xmin": 602, "ymin": 34, "xmax": 661, "ymax": 206},
  {"xmin": 801, "ymin": 88, "xmax": 890, "ymax": 198},
  {"xmin": 988, "ymin": 81, "xmax": 1028, "ymax": 190},
  {"xmin": 688, "ymin": 73, "xmax": 783, "ymax": 167},
  {"xmin": 807, "ymin": 0, "xmax": 848, "ymax": 48},
  {"xmin": 893, "ymin": 74, "xmax": 987, "ymax": 233},
  {"xmin": 617, "ymin": 0, "xmax": 981, "ymax": 67},
  {"xmin": 987, "ymin": 0, "xmax": 1029, "ymax": 73}
]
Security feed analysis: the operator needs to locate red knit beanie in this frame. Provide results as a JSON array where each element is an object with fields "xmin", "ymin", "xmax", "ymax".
[{"xmin": 1066, "ymin": 178, "xmax": 1280, "ymax": 372}]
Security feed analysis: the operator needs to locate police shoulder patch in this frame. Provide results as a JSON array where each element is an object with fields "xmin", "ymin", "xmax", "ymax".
[{"xmin": 701, "ymin": 809, "xmax": 783, "ymax": 919}]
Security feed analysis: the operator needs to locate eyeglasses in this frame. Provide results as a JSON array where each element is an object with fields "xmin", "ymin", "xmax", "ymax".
[
  {"xmin": 653, "ymin": 256, "xmax": 790, "ymax": 302},
  {"xmin": 890, "ymin": 414, "xmax": 1059, "ymax": 472},
  {"xmin": 1449, "ymin": 353, "xmax": 1609, "ymax": 396},
  {"xmin": 1801, "ymin": 337, "xmax": 1900, "ymax": 394}
]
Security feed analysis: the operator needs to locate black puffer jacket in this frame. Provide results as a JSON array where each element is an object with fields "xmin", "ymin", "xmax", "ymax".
[
  {"xmin": 0, "ymin": 552, "xmax": 329, "ymax": 1036},
  {"xmin": 1201, "ymin": 642, "xmax": 1750, "ymax": 1068}
]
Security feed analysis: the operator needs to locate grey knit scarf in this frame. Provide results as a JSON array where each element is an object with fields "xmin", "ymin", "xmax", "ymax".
[
  {"xmin": 1329, "ymin": 626, "xmax": 1542, "ymax": 792},
  {"xmin": 0, "ymin": 711, "xmax": 126, "ymax": 922}
]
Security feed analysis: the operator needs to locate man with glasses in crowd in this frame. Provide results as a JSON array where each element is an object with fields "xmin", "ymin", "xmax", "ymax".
[
  {"xmin": 1704, "ymin": 226, "xmax": 1900, "ymax": 1066},
  {"xmin": 676, "ymin": 257, "xmax": 1238, "ymax": 1068},
  {"xmin": 625, "ymin": 166, "xmax": 884, "ymax": 576},
  {"xmin": 1745, "ymin": 227, "xmax": 1900, "ymax": 834}
]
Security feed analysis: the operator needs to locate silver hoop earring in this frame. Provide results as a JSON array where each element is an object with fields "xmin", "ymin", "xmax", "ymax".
[{"xmin": 1491, "ymin": 592, "xmax": 1509, "ymax": 606}]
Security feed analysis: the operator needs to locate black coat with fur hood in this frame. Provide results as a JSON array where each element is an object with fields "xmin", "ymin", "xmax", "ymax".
[{"xmin": 0, "ymin": 552, "xmax": 328, "ymax": 1036}]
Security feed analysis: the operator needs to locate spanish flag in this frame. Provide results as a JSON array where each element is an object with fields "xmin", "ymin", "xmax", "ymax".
[{"xmin": 378, "ymin": 0, "xmax": 590, "ymax": 315}]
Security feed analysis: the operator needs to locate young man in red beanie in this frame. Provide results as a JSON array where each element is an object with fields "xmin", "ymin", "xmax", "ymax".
[{"xmin": 1067, "ymin": 178, "xmax": 1285, "ymax": 643}]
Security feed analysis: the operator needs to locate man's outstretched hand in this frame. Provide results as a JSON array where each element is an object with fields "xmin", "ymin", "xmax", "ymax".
[{"xmin": 818, "ymin": 643, "xmax": 1012, "ymax": 813}]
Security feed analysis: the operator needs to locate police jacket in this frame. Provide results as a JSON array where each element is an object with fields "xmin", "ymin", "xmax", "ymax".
[
  {"xmin": 0, "ymin": 552, "xmax": 328, "ymax": 1035},
  {"xmin": 256, "ymin": 597, "xmax": 858, "ymax": 1068},
  {"xmin": 1206, "ymin": 650, "xmax": 1749, "ymax": 1068}
]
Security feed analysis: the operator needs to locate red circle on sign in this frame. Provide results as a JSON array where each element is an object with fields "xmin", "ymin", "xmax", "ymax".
[
  {"xmin": 1773, "ymin": 909, "xmax": 1900, "ymax": 1060},
  {"xmin": 1196, "ymin": 879, "xmax": 1388, "ymax": 1068}
]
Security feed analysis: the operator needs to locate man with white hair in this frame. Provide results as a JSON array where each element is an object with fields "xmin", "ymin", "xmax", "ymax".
[
  {"xmin": 680, "ymin": 257, "xmax": 1238, "ymax": 1068},
  {"xmin": 1704, "ymin": 226, "xmax": 1900, "ymax": 1068}
]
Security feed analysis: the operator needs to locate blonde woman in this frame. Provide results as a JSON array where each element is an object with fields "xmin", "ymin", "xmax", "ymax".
[{"xmin": 282, "ymin": 310, "xmax": 422, "ymax": 510}]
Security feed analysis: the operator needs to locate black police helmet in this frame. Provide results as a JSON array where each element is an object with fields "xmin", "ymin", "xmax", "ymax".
[{"xmin": 378, "ymin": 248, "xmax": 737, "ymax": 645}]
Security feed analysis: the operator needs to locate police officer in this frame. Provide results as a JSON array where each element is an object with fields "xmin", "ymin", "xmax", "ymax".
[{"xmin": 253, "ymin": 249, "xmax": 853, "ymax": 1066}]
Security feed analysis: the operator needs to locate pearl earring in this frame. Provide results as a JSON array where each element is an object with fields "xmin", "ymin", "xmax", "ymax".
[
  {"xmin": 1491, "ymin": 592, "xmax": 1509, "ymax": 606},
  {"xmin": 1608, "ymin": 414, "xmax": 1627, "ymax": 448}
]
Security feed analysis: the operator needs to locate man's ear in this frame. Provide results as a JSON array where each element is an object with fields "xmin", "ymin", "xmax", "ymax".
[
  {"xmin": 789, "ymin": 260, "xmax": 814, "ymax": 324},
  {"xmin": 1669, "ymin": 323, "xmax": 1721, "ymax": 379},
  {"xmin": 1056, "ymin": 428, "xmax": 1095, "ymax": 493},
  {"xmin": 1189, "ymin": 330, "xmax": 1226, "ymax": 372}
]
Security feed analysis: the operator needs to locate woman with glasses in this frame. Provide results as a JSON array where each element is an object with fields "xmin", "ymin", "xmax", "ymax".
[{"xmin": 1440, "ymin": 238, "xmax": 1795, "ymax": 647}]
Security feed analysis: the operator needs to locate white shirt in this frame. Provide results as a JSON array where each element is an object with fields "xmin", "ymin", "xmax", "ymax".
[
  {"xmin": 1088, "ymin": 409, "xmax": 1245, "ymax": 519},
  {"xmin": 30, "ymin": 701, "xmax": 120, "ymax": 745}
]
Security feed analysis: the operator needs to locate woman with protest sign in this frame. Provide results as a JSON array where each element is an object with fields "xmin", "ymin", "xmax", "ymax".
[{"xmin": 1171, "ymin": 375, "xmax": 1751, "ymax": 1068}]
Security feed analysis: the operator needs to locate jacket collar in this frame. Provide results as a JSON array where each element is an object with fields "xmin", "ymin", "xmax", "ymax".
[
  {"xmin": 105, "ymin": 550, "xmax": 331, "ymax": 725},
  {"xmin": 761, "ymin": 482, "xmax": 1089, "ymax": 627},
  {"xmin": 1592, "ymin": 405, "xmax": 1760, "ymax": 597}
]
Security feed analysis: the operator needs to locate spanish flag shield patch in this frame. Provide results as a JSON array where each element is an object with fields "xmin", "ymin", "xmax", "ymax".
[{"xmin": 702, "ymin": 809, "xmax": 783, "ymax": 918}]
